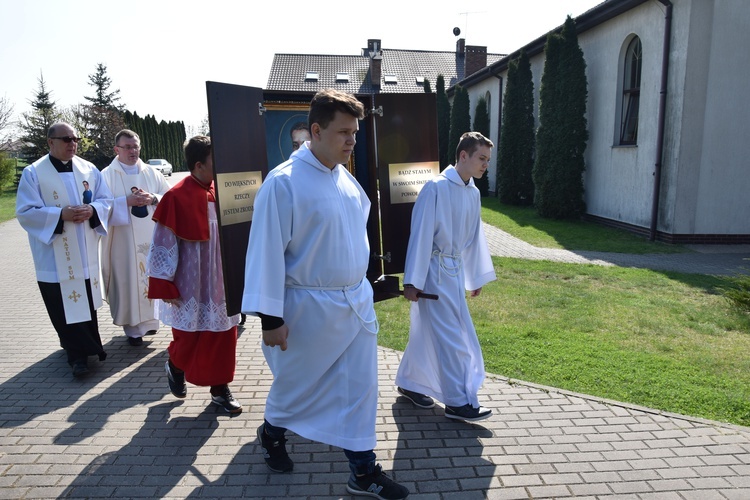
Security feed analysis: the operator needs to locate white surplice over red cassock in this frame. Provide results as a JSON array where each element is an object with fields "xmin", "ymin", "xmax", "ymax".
[
  {"xmin": 101, "ymin": 158, "xmax": 171, "ymax": 337},
  {"xmin": 395, "ymin": 165, "xmax": 496, "ymax": 408},
  {"xmin": 242, "ymin": 143, "xmax": 379, "ymax": 452},
  {"xmin": 147, "ymin": 175, "xmax": 239, "ymax": 386}
]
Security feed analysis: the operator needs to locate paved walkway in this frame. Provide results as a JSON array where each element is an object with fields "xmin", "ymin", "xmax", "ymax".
[
  {"xmin": 483, "ymin": 223, "xmax": 750, "ymax": 276},
  {"xmin": 1, "ymin": 215, "xmax": 749, "ymax": 500}
]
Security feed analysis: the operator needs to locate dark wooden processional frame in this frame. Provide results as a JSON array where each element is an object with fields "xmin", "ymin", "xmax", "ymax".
[{"xmin": 206, "ymin": 82, "xmax": 439, "ymax": 316}]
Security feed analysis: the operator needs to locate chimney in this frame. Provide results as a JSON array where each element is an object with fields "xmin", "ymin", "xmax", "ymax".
[
  {"xmin": 464, "ymin": 45, "xmax": 487, "ymax": 77},
  {"xmin": 367, "ymin": 39, "xmax": 383, "ymax": 88},
  {"xmin": 456, "ymin": 38, "xmax": 465, "ymax": 55}
]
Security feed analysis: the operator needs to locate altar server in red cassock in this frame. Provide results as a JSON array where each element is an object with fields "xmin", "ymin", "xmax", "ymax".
[{"xmin": 147, "ymin": 135, "xmax": 242, "ymax": 414}]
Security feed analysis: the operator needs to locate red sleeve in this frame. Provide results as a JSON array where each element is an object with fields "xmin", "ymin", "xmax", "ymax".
[{"xmin": 148, "ymin": 277, "xmax": 180, "ymax": 299}]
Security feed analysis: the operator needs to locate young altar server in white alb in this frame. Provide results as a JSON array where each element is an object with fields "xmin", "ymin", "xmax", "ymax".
[
  {"xmin": 101, "ymin": 129, "xmax": 170, "ymax": 347},
  {"xmin": 242, "ymin": 88, "xmax": 409, "ymax": 500},
  {"xmin": 395, "ymin": 131, "xmax": 497, "ymax": 422},
  {"xmin": 16, "ymin": 122, "xmax": 113, "ymax": 378}
]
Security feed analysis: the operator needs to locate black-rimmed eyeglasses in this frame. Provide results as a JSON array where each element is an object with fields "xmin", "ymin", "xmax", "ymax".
[{"xmin": 50, "ymin": 136, "xmax": 82, "ymax": 143}]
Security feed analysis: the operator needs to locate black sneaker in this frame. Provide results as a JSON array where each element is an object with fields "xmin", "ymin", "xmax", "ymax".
[
  {"xmin": 397, "ymin": 387, "xmax": 435, "ymax": 409},
  {"xmin": 211, "ymin": 386, "xmax": 242, "ymax": 414},
  {"xmin": 145, "ymin": 330, "xmax": 158, "ymax": 336},
  {"xmin": 256, "ymin": 424, "xmax": 294, "ymax": 472},
  {"xmin": 444, "ymin": 403, "xmax": 492, "ymax": 422},
  {"xmin": 346, "ymin": 464, "xmax": 409, "ymax": 499},
  {"xmin": 165, "ymin": 360, "xmax": 187, "ymax": 398},
  {"xmin": 127, "ymin": 336, "xmax": 144, "ymax": 346}
]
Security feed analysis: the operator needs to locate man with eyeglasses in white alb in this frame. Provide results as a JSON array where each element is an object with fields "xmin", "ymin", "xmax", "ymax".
[
  {"xmin": 16, "ymin": 122, "xmax": 113, "ymax": 378},
  {"xmin": 100, "ymin": 129, "xmax": 170, "ymax": 347}
]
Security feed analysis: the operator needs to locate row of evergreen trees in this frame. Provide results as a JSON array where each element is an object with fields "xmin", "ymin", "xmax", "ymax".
[
  {"xmin": 123, "ymin": 110, "xmax": 187, "ymax": 170},
  {"xmin": 17, "ymin": 64, "xmax": 186, "ymax": 171},
  {"xmin": 431, "ymin": 16, "xmax": 588, "ymax": 220}
]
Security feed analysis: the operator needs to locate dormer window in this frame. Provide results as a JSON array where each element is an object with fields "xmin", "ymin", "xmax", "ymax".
[
  {"xmin": 384, "ymin": 74, "xmax": 398, "ymax": 84},
  {"xmin": 416, "ymin": 76, "xmax": 425, "ymax": 85},
  {"xmin": 305, "ymin": 71, "xmax": 319, "ymax": 81},
  {"xmin": 336, "ymin": 72, "xmax": 350, "ymax": 82}
]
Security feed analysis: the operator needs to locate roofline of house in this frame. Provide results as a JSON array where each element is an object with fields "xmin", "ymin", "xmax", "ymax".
[{"xmin": 448, "ymin": 0, "xmax": 649, "ymax": 93}]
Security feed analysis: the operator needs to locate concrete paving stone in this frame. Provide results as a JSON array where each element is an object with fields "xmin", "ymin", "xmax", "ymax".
[
  {"xmin": 485, "ymin": 487, "xmax": 533, "ymax": 500},
  {"xmin": 554, "ymin": 462, "xmax": 596, "ymax": 474},
  {"xmin": 540, "ymin": 472, "xmax": 584, "ymax": 484},
  {"xmin": 551, "ymin": 434, "xmax": 590, "ymax": 444},
  {"xmin": 609, "ymin": 480, "xmax": 654, "ymax": 494},
  {"xmin": 723, "ymin": 490, "xmax": 750, "ymax": 500},
  {"xmin": 499, "ymin": 473, "xmax": 543, "ymax": 487},
  {"xmin": 646, "ymin": 478, "xmax": 693, "ymax": 491},
  {"xmin": 636, "ymin": 448, "xmax": 678, "ymax": 460},
  {"xmin": 688, "ymin": 476, "xmax": 735, "ymax": 489},
  {"xmin": 729, "ymin": 463, "xmax": 750, "ymax": 475},
  {"xmin": 681, "ymin": 490, "xmax": 729, "ymax": 500},
  {"xmin": 527, "ymin": 484, "xmax": 573, "ymax": 497},
  {"xmin": 637, "ymin": 493, "xmax": 685, "ymax": 500},
  {"xmin": 569, "ymin": 482, "xmax": 614, "ymax": 496}
]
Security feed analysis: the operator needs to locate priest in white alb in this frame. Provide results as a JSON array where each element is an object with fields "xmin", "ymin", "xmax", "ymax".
[
  {"xmin": 101, "ymin": 129, "xmax": 170, "ymax": 347},
  {"xmin": 16, "ymin": 122, "xmax": 113, "ymax": 378}
]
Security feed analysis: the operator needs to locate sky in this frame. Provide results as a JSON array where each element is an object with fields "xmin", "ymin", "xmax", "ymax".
[{"xmin": 0, "ymin": 0, "xmax": 604, "ymax": 134}]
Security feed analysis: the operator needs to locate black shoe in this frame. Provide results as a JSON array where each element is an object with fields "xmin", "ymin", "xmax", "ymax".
[
  {"xmin": 211, "ymin": 386, "xmax": 242, "ymax": 414},
  {"xmin": 397, "ymin": 386, "xmax": 435, "ymax": 409},
  {"xmin": 346, "ymin": 464, "xmax": 410, "ymax": 499},
  {"xmin": 165, "ymin": 360, "xmax": 187, "ymax": 398},
  {"xmin": 127, "ymin": 336, "xmax": 144, "ymax": 346},
  {"xmin": 239, "ymin": 314, "xmax": 246, "ymax": 325},
  {"xmin": 145, "ymin": 330, "xmax": 158, "ymax": 336},
  {"xmin": 71, "ymin": 360, "xmax": 90, "ymax": 378},
  {"xmin": 256, "ymin": 423, "xmax": 294, "ymax": 473},
  {"xmin": 444, "ymin": 403, "xmax": 492, "ymax": 422}
]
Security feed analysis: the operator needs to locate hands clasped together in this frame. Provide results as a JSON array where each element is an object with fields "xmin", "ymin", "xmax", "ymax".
[{"xmin": 61, "ymin": 204, "xmax": 94, "ymax": 223}]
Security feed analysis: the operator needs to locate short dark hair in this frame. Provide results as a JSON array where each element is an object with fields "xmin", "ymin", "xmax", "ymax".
[
  {"xmin": 455, "ymin": 131, "xmax": 494, "ymax": 162},
  {"xmin": 184, "ymin": 135, "xmax": 211, "ymax": 172},
  {"xmin": 289, "ymin": 121, "xmax": 309, "ymax": 138},
  {"xmin": 308, "ymin": 89, "xmax": 365, "ymax": 130},
  {"xmin": 115, "ymin": 129, "xmax": 140, "ymax": 145}
]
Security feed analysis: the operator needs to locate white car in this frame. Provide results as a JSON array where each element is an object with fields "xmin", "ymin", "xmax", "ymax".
[{"xmin": 148, "ymin": 159, "xmax": 173, "ymax": 176}]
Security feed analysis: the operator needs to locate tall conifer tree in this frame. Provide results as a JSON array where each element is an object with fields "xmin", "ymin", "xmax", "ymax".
[
  {"xmin": 20, "ymin": 73, "xmax": 60, "ymax": 161},
  {"xmin": 80, "ymin": 63, "xmax": 124, "ymax": 167},
  {"xmin": 498, "ymin": 50, "xmax": 535, "ymax": 205},
  {"xmin": 447, "ymin": 86, "xmax": 471, "ymax": 168},
  {"xmin": 533, "ymin": 16, "xmax": 588, "ymax": 218},
  {"xmin": 436, "ymin": 75, "xmax": 452, "ymax": 169},
  {"xmin": 472, "ymin": 96, "xmax": 491, "ymax": 196}
]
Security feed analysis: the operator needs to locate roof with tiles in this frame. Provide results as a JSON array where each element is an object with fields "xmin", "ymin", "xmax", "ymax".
[{"xmin": 266, "ymin": 42, "xmax": 504, "ymax": 95}]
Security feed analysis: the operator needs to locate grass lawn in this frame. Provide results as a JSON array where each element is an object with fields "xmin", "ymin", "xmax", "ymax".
[
  {"xmin": 0, "ymin": 190, "xmax": 16, "ymax": 223},
  {"xmin": 378, "ymin": 198, "xmax": 750, "ymax": 427},
  {"xmin": 375, "ymin": 259, "xmax": 750, "ymax": 427}
]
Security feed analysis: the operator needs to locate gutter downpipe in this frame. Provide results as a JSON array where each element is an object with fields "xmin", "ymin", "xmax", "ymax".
[{"xmin": 649, "ymin": 0, "xmax": 673, "ymax": 241}]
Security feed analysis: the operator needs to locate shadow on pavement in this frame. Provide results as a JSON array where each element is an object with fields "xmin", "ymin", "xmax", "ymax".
[{"xmin": 390, "ymin": 399, "xmax": 496, "ymax": 497}]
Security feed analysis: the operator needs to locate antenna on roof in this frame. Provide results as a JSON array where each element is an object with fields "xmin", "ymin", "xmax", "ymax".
[{"xmin": 458, "ymin": 11, "xmax": 486, "ymax": 40}]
